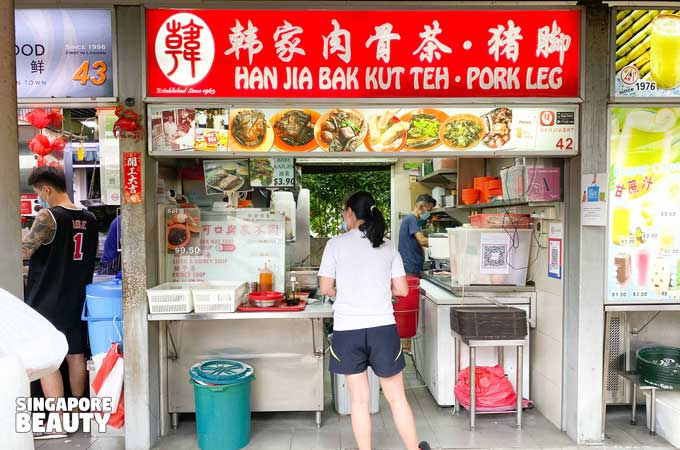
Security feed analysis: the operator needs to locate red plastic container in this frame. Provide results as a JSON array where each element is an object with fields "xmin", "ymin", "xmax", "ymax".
[
  {"xmin": 395, "ymin": 310, "xmax": 418, "ymax": 339},
  {"xmin": 394, "ymin": 276, "xmax": 420, "ymax": 338}
]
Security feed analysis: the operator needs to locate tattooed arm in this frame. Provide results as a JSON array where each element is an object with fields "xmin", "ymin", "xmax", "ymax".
[{"xmin": 22, "ymin": 209, "xmax": 56, "ymax": 260}]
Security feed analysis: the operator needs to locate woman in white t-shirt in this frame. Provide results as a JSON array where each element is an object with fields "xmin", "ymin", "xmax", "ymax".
[{"xmin": 319, "ymin": 191, "xmax": 430, "ymax": 450}]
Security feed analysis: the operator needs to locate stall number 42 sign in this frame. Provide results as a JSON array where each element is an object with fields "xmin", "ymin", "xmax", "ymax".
[{"xmin": 273, "ymin": 158, "xmax": 295, "ymax": 187}]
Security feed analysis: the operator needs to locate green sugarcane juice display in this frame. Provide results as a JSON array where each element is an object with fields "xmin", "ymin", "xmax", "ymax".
[
  {"xmin": 650, "ymin": 15, "xmax": 680, "ymax": 89},
  {"xmin": 616, "ymin": 109, "xmax": 676, "ymax": 168}
]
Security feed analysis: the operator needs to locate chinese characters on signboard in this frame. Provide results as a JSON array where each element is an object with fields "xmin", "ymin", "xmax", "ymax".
[
  {"xmin": 122, "ymin": 152, "xmax": 142, "ymax": 204},
  {"xmin": 146, "ymin": 9, "xmax": 580, "ymax": 98},
  {"xmin": 15, "ymin": 9, "xmax": 114, "ymax": 99},
  {"xmin": 607, "ymin": 108, "xmax": 680, "ymax": 303}
]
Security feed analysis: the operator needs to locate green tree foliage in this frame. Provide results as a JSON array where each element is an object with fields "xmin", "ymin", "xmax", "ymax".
[{"xmin": 301, "ymin": 170, "xmax": 391, "ymax": 238}]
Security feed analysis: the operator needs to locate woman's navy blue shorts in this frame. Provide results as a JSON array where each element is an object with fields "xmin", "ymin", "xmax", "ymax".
[{"xmin": 329, "ymin": 324, "xmax": 405, "ymax": 378}]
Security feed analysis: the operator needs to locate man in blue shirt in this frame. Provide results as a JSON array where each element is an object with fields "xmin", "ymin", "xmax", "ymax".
[
  {"xmin": 100, "ymin": 215, "xmax": 121, "ymax": 274},
  {"xmin": 398, "ymin": 194, "xmax": 436, "ymax": 276}
]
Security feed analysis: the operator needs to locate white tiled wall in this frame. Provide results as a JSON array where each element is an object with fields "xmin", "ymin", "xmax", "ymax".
[{"xmin": 529, "ymin": 219, "xmax": 565, "ymax": 429}]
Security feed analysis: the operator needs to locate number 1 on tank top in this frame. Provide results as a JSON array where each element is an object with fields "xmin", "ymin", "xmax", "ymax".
[{"xmin": 73, "ymin": 232, "xmax": 84, "ymax": 261}]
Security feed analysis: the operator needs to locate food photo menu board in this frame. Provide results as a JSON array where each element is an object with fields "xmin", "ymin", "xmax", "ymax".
[
  {"xmin": 607, "ymin": 107, "xmax": 680, "ymax": 303},
  {"xmin": 614, "ymin": 10, "xmax": 680, "ymax": 98},
  {"xmin": 148, "ymin": 106, "xmax": 578, "ymax": 155}
]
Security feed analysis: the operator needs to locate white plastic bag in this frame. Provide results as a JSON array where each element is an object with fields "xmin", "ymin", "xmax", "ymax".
[
  {"xmin": 0, "ymin": 289, "xmax": 68, "ymax": 382},
  {"xmin": 0, "ymin": 348, "xmax": 34, "ymax": 450}
]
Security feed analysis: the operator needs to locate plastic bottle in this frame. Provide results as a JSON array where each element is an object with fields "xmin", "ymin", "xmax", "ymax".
[{"xmin": 259, "ymin": 262, "xmax": 273, "ymax": 292}]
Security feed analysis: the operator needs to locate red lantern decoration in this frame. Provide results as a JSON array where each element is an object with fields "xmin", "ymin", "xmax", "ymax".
[
  {"xmin": 51, "ymin": 137, "xmax": 66, "ymax": 152},
  {"xmin": 29, "ymin": 134, "xmax": 52, "ymax": 157},
  {"xmin": 36, "ymin": 156, "xmax": 46, "ymax": 167},
  {"xmin": 25, "ymin": 109, "xmax": 52, "ymax": 129},
  {"xmin": 48, "ymin": 109, "xmax": 63, "ymax": 129}
]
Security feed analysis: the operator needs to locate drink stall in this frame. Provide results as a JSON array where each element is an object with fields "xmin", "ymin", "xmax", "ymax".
[
  {"xmin": 604, "ymin": 6, "xmax": 680, "ymax": 446},
  {"xmin": 138, "ymin": 4, "xmax": 582, "ymax": 437}
]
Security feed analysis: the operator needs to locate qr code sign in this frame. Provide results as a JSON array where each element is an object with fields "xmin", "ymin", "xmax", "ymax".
[{"xmin": 481, "ymin": 244, "xmax": 508, "ymax": 272}]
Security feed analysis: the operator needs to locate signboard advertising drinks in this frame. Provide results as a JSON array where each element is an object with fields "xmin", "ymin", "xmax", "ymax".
[
  {"xmin": 607, "ymin": 108, "xmax": 680, "ymax": 303},
  {"xmin": 145, "ymin": 9, "xmax": 580, "ymax": 98},
  {"xmin": 15, "ymin": 9, "xmax": 114, "ymax": 99},
  {"xmin": 614, "ymin": 10, "xmax": 680, "ymax": 98}
]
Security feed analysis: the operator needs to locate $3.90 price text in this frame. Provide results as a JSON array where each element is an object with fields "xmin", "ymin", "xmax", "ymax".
[{"xmin": 273, "ymin": 177, "xmax": 295, "ymax": 186}]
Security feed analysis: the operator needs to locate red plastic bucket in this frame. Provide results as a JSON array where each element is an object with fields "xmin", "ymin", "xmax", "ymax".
[
  {"xmin": 395, "ymin": 276, "xmax": 420, "ymax": 311},
  {"xmin": 395, "ymin": 309, "xmax": 418, "ymax": 339}
]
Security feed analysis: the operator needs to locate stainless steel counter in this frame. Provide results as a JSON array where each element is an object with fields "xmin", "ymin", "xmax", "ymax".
[
  {"xmin": 148, "ymin": 302, "xmax": 333, "ymax": 321},
  {"xmin": 152, "ymin": 301, "xmax": 333, "ymax": 433},
  {"xmin": 421, "ymin": 271, "xmax": 537, "ymax": 295}
]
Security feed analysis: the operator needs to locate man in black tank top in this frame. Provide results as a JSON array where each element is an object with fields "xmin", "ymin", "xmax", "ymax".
[{"xmin": 23, "ymin": 167, "xmax": 98, "ymax": 437}]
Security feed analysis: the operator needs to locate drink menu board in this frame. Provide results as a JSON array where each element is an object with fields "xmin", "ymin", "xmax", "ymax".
[
  {"xmin": 148, "ymin": 105, "xmax": 578, "ymax": 155},
  {"xmin": 614, "ymin": 10, "xmax": 680, "ymax": 98},
  {"xmin": 166, "ymin": 209, "xmax": 286, "ymax": 292},
  {"xmin": 607, "ymin": 107, "xmax": 680, "ymax": 303}
]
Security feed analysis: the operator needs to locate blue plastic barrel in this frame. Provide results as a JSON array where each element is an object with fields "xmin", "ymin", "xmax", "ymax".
[
  {"xmin": 86, "ymin": 279, "xmax": 123, "ymax": 319},
  {"xmin": 82, "ymin": 279, "xmax": 123, "ymax": 355},
  {"xmin": 190, "ymin": 360, "xmax": 255, "ymax": 450}
]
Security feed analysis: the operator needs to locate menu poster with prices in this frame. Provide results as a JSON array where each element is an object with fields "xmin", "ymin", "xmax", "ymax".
[
  {"xmin": 168, "ymin": 210, "xmax": 286, "ymax": 292},
  {"xmin": 479, "ymin": 233, "xmax": 511, "ymax": 275},
  {"xmin": 148, "ymin": 105, "xmax": 579, "ymax": 155},
  {"xmin": 607, "ymin": 107, "xmax": 680, "ymax": 303},
  {"xmin": 581, "ymin": 173, "xmax": 608, "ymax": 226},
  {"xmin": 15, "ymin": 9, "xmax": 114, "ymax": 99},
  {"xmin": 614, "ymin": 10, "xmax": 680, "ymax": 98},
  {"xmin": 548, "ymin": 223, "xmax": 563, "ymax": 280},
  {"xmin": 165, "ymin": 207, "xmax": 201, "ymax": 256}
]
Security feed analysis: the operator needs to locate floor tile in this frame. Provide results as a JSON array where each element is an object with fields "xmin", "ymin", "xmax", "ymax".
[
  {"xmin": 38, "ymin": 436, "xmax": 96, "ymax": 450},
  {"xmin": 291, "ymin": 429, "xmax": 341, "ymax": 450},
  {"xmin": 86, "ymin": 437, "xmax": 126, "ymax": 450},
  {"xmin": 245, "ymin": 428, "xmax": 294, "ymax": 450}
]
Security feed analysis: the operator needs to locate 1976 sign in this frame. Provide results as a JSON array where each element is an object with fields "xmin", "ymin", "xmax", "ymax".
[{"xmin": 146, "ymin": 9, "xmax": 581, "ymax": 98}]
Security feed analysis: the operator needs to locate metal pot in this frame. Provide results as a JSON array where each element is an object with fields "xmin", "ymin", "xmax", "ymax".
[{"xmin": 287, "ymin": 266, "xmax": 319, "ymax": 290}]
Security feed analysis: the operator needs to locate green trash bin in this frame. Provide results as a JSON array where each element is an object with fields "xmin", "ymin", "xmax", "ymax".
[{"xmin": 190, "ymin": 360, "xmax": 255, "ymax": 450}]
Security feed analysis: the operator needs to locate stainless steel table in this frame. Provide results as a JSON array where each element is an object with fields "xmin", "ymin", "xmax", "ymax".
[
  {"xmin": 452, "ymin": 331, "xmax": 527, "ymax": 430},
  {"xmin": 619, "ymin": 371, "xmax": 665, "ymax": 435},
  {"xmin": 149, "ymin": 302, "xmax": 333, "ymax": 434}
]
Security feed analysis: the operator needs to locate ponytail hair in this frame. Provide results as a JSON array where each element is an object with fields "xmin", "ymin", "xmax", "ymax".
[{"xmin": 346, "ymin": 191, "xmax": 386, "ymax": 248}]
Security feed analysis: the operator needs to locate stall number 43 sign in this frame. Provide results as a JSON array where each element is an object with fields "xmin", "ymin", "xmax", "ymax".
[
  {"xmin": 273, "ymin": 158, "xmax": 295, "ymax": 187},
  {"xmin": 72, "ymin": 60, "xmax": 108, "ymax": 86}
]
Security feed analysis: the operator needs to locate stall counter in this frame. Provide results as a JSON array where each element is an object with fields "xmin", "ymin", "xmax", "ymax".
[{"xmin": 153, "ymin": 301, "xmax": 332, "ymax": 432}]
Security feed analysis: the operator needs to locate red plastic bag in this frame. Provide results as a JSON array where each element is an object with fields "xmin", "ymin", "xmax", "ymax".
[
  {"xmin": 454, "ymin": 365, "xmax": 516, "ymax": 409},
  {"xmin": 91, "ymin": 344, "xmax": 124, "ymax": 429}
]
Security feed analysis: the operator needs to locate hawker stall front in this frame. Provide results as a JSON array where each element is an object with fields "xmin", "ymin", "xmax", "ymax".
[
  {"xmin": 601, "ymin": 5, "xmax": 680, "ymax": 447},
  {"xmin": 130, "ymin": 4, "xmax": 591, "ymax": 447}
]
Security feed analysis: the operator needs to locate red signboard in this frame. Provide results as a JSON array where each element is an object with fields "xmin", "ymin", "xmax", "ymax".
[
  {"xmin": 20, "ymin": 194, "xmax": 37, "ymax": 215},
  {"xmin": 123, "ymin": 152, "xmax": 142, "ymax": 204},
  {"xmin": 146, "ymin": 9, "xmax": 580, "ymax": 98}
]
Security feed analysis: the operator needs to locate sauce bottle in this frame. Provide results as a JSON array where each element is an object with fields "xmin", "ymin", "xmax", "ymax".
[{"xmin": 259, "ymin": 262, "xmax": 273, "ymax": 292}]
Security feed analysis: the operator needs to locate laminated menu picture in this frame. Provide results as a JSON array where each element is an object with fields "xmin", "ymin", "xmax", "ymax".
[
  {"xmin": 614, "ymin": 11, "xmax": 680, "ymax": 98},
  {"xmin": 203, "ymin": 160, "xmax": 250, "ymax": 195},
  {"xmin": 194, "ymin": 108, "xmax": 229, "ymax": 151},
  {"xmin": 166, "ymin": 207, "xmax": 201, "ymax": 255},
  {"xmin": 155, "ymin": 108, "xmax": 195, "ymax": 151},
  {"xmin": 607, "ymin": 107, "xmax": 680, "ymax": 302}
]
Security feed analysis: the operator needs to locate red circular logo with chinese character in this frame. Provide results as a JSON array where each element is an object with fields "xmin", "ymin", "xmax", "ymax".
[
  {"xmin": 620, "ymin": 65, "xmax": 639, "ymax": 86},
  {"xmin": 154, "ymin": 13, "xmax": 215, "ymax": 86}
]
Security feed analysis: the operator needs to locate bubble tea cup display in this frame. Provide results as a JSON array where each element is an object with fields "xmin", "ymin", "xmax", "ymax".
[{"xmin": 636, "ymin": 249, "xmax": 651, "ymax": 287}]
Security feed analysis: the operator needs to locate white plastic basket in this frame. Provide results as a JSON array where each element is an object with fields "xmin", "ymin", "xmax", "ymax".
[
  {"xmin": 192, "ymin": 282, "xmax": 248, "ymax": 313},
  {"xmin": 146, "ymin": 282, "xmax": 200, "ymax": 314}
]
